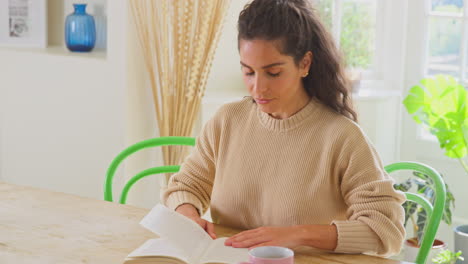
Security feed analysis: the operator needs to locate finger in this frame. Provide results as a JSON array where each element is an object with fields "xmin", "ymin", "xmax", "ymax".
[
  {"xmin": 195, "ymin": 218, "xmax": 206, "ymax": 229},
  {"xmin": 232, "ymin": 236, "xmax": 271, "ymax": 248},
  {"xmin": 225, "ymin": 234, "xmax": 241, "ymax": 245},
  {"xmin": 225, "ymin": 235, "xmax": 245, "ymax": 246},
  {"xmin": 226, "ymin": 228, "xmax": 265, "ymax": 246},
  {"xmin": 206, "ymin": 221, "xmax": 217, "ymax": 239},
  {"xmin": 228, "ymin": 228, "xmax": 261, "ymax": 242}
]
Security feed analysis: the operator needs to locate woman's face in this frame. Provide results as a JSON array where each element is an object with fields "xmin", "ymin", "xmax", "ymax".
[{"xmin": 239, "ymin": 39, "xmax": 311, "ymax": 119}]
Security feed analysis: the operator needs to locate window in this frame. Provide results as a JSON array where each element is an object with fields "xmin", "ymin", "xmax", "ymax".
[
  {"xmin": 314, "ymin": 0, "xmax": 382, "ymax": 81},
  {"xmin": 412, "ymin": 0, "xmax": 467, "ymax": 141},
  {"xmin": 403, "ymin": 0, "xmax": 467, "ymax": 147},
  {"xmin": 315, "ymin": 0, "xmax": 377, "ymax": 69},
  {"xmin": 310, "ymin": 0, "xmax": 408, "ymax": 90},
  {"xmin": 424, "ymin": 0, "xmax": 467, "ymax": 84}
]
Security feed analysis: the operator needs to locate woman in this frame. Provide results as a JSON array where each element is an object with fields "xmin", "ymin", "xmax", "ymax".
[{"xmin": 162, "ymin": 0, "xmax": 405, "ymax": 257}]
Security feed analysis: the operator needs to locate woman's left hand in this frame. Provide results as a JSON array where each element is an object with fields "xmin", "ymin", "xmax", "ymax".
[{"xmin": 224, "ymin": 226, "xmax": 304, "ymax": 249}]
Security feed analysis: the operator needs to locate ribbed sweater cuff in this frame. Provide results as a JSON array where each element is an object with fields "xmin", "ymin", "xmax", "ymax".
[
  {"xmin": 164, "ymin": 191, "xmax": 204, "ymax": 215},
  {"xmin": 332, "ymin": 220, "xmax": 379, "ymax": 254}
]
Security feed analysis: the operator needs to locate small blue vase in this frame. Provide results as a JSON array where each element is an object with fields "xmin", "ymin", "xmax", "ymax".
[{"xmin": 65, "ymin": 4, "xmax": 96, "ymax": 52}]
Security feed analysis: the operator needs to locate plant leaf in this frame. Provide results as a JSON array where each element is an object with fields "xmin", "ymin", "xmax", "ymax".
[
  {"xmin": 404, "ymin": 85, "xmax": 426, "ymax": 115},
  {"xmin": 417, "ymin": 208, "xmax": 427, "ymax": 244},
  {"xmin": 400, "ymin": 172, "xmax": 456, "ymax": 239},
  {"xmin": 403, "ymin": 74, "xmax": 468, "ymax": 160}
]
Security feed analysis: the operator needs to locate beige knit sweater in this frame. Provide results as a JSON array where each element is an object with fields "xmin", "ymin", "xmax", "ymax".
[{"xmin": 162, "ymin": 97, "xmax": 406, "ymax": 256}]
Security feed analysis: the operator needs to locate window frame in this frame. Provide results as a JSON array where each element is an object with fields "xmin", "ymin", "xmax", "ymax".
[
  {"xmin": 423, "ymin": 0, "xmax": 468, "ymax": 84},
  {"xmin": 401, "ymin": 0, "xmax": 468, "ymax": 160},
  {"xmin": 322, "ymin": 0, "xmax": 407, "ymax": 91}
]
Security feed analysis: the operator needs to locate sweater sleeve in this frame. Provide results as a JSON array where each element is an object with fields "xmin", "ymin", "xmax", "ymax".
[
  {"xmin": 161, "ymin": 117, "xmax": 218, "ymax": 215},
  {"xmin": 331, "ymin": 124, "xmax": 406, "ymax": 257}
]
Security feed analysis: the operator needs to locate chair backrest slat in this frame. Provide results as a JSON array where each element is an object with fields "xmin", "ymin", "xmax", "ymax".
[
  {"xmin": 104, "ymin": 136, "xmax": 196, "ymax": 203},
  {"xmin": 385, "ymin": 161, "xmax": 446, "ymax": 264}
]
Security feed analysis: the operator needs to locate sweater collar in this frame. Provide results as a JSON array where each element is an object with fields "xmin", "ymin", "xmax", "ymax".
[{"xmin": 256, "ymin": 98, "xmax": 319, "ymax": 132}]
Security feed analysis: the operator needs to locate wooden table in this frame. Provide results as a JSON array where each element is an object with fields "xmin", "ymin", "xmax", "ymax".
[{"xmin": 0, "ymin": 182, "xmax": 413, "ymax": 264}]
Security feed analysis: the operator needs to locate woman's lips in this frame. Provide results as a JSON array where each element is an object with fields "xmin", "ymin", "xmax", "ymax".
[{"xmin": 255, "ymin": 98, "xmax": 272, "ymax": 104}]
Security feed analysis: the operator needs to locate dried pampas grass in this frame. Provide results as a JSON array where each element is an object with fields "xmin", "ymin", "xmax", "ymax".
[{"xmin": 130, "ymin": 0, "xmax": 230, "ymax": 184}]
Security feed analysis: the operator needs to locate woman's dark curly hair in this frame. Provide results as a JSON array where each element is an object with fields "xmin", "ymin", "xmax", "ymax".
[{"xmin": 238, "ymin": 0, "xmax": 357, "ymax": 122}]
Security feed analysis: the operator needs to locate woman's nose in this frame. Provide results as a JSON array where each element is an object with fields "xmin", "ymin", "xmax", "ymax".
[{"xmin": 253, "ymin": 76, "xmax": 267, "ymax": 93}]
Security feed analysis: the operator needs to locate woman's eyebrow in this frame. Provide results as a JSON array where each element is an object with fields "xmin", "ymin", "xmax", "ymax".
[{"xmin": 240, "ymin": 61, "xmax": 286, "ymax": 69}]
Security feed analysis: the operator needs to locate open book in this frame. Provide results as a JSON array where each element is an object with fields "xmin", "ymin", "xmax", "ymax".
[{"xmin": 124, "ymin": 204, "xmax": 248, "ymax": 264}]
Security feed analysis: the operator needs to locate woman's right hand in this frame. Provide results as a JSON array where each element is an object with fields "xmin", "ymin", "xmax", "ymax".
[{"xmin": 175, "ymin": 203, "xmax": 217, "ymax": 239}]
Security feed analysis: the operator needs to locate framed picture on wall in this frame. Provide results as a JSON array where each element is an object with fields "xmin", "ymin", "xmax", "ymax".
[{"xmin": 0, "ymin": 0, "xmax": 47, "ymax": 48}]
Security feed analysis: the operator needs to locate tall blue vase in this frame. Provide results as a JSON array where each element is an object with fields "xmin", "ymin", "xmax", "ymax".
[{"xmin": 65, "ymin": 4, "xmax": 96, "ymax": 52}]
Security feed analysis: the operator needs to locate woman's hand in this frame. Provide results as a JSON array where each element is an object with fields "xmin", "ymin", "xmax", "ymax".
[
  {"xmin": 175, "ymin": 203, "xmax": 217, "ymax": 239},
  {"xmin": 224, "ymin": 225, "xmax": 337, "ymax": 251},
  {"xmin": 224, "ymin": 226, "xmax": 304, "ymax": 249}
]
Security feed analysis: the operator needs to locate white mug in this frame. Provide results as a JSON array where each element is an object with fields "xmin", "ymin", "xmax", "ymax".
[{"xmin": 238, "ymin": 246, "xmax": 294, "ymax": 264}]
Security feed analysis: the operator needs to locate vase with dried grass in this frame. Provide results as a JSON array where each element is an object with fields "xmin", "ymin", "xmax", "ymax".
[{"xmin": 130, "ymin": 0, "xmax": 230, "ymax": 185}]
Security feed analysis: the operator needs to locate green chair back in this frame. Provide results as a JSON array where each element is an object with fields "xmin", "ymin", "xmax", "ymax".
[
  {"xmin": 385, "ymin": 161, "xmax": 447, "ymax": 264},
  {"xmin": 104, "ymin": 136, "xmax": 196, "ymax": 204}
]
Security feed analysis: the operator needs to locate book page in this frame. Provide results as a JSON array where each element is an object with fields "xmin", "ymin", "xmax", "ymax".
[
  {"xmin": 140, "ymin": 204, "xmax": 212, "ymax": 261},
  {"xmin": 127, "ymin": 238, "xmax": 188, "ymax": 262},
  {"xmin": 199, "ymin": 237, "xmax": 249, "ymax": 264}
]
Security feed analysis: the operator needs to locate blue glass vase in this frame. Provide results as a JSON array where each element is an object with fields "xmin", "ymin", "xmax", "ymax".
[{"xmin": 65, "ymin": 4, "xmax": 96, "ymax": 52}]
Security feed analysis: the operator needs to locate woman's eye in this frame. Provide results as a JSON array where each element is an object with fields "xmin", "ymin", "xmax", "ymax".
[
  {"xmin": 268, "ymin": 72, "xmax": 281, "ymax": 77},
  {"xmin": 243, "ymin": 71, "xmax": 280, "ymax": 77}
]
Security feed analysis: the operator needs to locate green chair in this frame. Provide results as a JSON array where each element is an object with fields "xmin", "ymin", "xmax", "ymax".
[
  {"xmin": 104, "ymin": 136, "xmax": 196, "ymax": 204},
  {"xmin": 385, "ymin": 161, "xmax": 446, "ymax": 264}
]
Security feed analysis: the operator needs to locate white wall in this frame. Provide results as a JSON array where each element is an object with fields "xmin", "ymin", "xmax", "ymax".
[
  {"xmin": 122, "ymin": 4, "xmax": 162, "ymax": 208},
  {"xmin": 0, "ymin": 1, "xmax": 126, "ymax": 200},
  {"xmin": 0, "ymin": 0, "xmax": 168, "ymax": 208},
  {"xmin": 204, "ymin": 1, "xmax": 247, "ymax": 95}
]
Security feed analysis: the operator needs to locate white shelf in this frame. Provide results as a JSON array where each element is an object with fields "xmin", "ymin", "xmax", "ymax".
[
  {"xmin": 0, "ymin": 45, "xmax": 106, "ymax": 60},
  {"xmin": 44, "ymin": 46, "xmax": 107, "ymax": 60}
]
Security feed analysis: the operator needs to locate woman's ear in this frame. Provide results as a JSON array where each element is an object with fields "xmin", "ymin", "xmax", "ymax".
[{"xmin": 301, "ymin": 51, "xmax": 313, "ymax": 72}]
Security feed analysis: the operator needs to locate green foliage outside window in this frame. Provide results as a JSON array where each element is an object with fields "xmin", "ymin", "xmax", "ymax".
[
  {"xmin": 430, "ymin": 5, "xmax": 462, "ymax": 57},
  {"xmin": 314, "ymin": 0, "xmax": 333, "ymax": 31},
  {"xmin": 340, "ymin": 2, "xmax": 375, "ymax": 69},
  {"xmin": 314, "ymin": 0, "xmax": 374, "ymax": 69}
]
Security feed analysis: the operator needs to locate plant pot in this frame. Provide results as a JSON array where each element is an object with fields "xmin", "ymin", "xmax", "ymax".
[
  {"xmin": 403, "ymin": 238, "xmax": 447, "ymax": 264},
  {"xmin": 454, "ymin": 225, "xmax": 468, "ymax": 264}
]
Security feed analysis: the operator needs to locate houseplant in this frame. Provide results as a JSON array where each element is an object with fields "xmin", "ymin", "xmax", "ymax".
[
  {"xmin": 394, "ymin": 173, "xmax": 455, "ymax": 244},
  {"xmin": 393, "ymin": 172, "xmax": 455, "ymax": 262},
  {"xmin": 403, "ymin": 74, "xmax": 468, "ymax": 262},
  {"xmin": 403, "ymin": 74, "xmax": 467, "ymax": 172},
  {"xmin": 432, "ymin": 249, "xmax": 464, "ymax": 264}
]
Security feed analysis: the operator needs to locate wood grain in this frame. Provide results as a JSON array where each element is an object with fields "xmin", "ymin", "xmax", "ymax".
[{"xmin": 0, "ymin": 182, "xmax": 412, "ymax": 264}]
